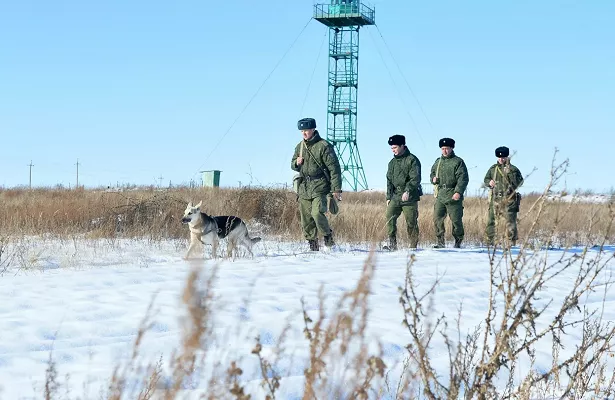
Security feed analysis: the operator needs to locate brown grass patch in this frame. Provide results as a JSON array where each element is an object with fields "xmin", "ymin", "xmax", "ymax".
[{"xmin": 0, "ymin": 185, "xmax": 613, "ymax": 248}]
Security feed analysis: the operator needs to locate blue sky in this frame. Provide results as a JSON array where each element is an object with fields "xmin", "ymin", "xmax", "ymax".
[{"xmin": 1, "ymin": 0, "xmax": 613, "ymax": 194}]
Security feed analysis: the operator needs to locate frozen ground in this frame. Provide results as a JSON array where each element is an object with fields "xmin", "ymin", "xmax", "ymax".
[
  {"xmin": 0, "ymin": 237, "xmax": 614, "ymax": 399},
  {"xmin": 545, "ymin": 193, "xmax": 614, "ymax": 203}
]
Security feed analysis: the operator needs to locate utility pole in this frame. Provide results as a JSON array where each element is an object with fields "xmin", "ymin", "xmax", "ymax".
[
  {"xmin": 28, "ymin": 160, "xmax": 34, "ymax": 189},
  {"xmin": 158, "ymin": 175, "xmax": 163, "ymax": 188},
  {"xmin": 75, "ymin": 159, "xmax": 80, "ymax": 189}
]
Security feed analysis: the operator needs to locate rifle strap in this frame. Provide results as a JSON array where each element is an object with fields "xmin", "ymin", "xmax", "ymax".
[
  {"xmin": 303, "ymin": 140, "xmax": 331, "ymax": 182},
  {"xmin": 434, "ymin": 157, "xmax": 442, "ymax": 198}
]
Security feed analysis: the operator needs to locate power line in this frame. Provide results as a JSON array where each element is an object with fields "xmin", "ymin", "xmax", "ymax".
[
  {"xmin": 276, "ymin": 25, "xmax": 329, "ymax": 177},
  {"xmin": 299, "ymin": 26, "xmax": 328, "ymax": 118},
  {"xmin": 192, "ymin": 16, "xmax": 315, "ymax": 178},
  {"xmin": 366, "ymin": 27, "xmax": 425, "ymax": 148},
  {"xmin": 374, "ymin": 24, "xmax": 436, "ymax": 132}
]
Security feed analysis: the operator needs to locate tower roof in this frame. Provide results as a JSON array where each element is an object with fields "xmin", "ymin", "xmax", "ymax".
[{"xmin": 313, "ymin": 2, "xmax": 375, "ymax": 27}]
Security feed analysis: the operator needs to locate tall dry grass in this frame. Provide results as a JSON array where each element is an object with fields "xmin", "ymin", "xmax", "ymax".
[{"xmin": 0, "ymin": 184, "xmax": 613, "ymax": 248}]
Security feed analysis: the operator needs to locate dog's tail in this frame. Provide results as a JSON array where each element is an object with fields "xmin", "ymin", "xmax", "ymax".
[{"xmin": 251, "ymin": 237, "xmax": 261, "ymax": 244}]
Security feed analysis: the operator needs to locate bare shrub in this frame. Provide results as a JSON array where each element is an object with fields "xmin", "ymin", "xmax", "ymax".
[{"xmin": 300, "ymin": 249, "xmax": 387, "ymax": 399}]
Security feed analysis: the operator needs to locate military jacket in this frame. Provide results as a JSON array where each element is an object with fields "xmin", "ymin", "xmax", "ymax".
[
  {"xmin": 483, "ymin": 162, "xmax": 523, "ymax": 198},
  {"xmin": 429, "ymin": 152, "xmax": 469, "ymax": 201},
  {"xmin": 386, "ymin": 148, "xmax": 422, "ymax": 203},
  {"xmin": 291, "ymin": 131, "xmax": 342, "ymax": 200}
]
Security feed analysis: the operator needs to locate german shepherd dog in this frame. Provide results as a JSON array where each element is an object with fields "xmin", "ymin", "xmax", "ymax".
[{"xmin": 181, "ymin": 201, "xmax": 261, "ymax": 259}]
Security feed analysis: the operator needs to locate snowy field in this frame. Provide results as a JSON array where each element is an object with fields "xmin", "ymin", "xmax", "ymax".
[
  {"xmin": 1, "ymin": 237, "xmax": 614, "ymax": 399},
  {"xmin": 545, "ymin": 193, "xmax": 614, "ymax": 203}
]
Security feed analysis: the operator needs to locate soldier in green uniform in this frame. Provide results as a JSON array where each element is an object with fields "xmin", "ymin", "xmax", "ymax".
[
  {"xmin": 484, "ymin": 146, "xmax": 524, "ymax": 247},
  {"xmin": 291, "ymin": 118, "xmax": 342, "ymax": 251},
  {"xmin": 384, "ymin": 134, "xmax": 422, "ymax": 250},
  {"xmin": 430, "ymin": 138, "xmax": 469, "ymax": 248}
]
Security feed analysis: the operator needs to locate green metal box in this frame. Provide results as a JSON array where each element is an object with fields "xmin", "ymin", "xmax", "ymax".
[{"xmin": 201, "ymin": 170, "xmax": 221, "ymax": 187}]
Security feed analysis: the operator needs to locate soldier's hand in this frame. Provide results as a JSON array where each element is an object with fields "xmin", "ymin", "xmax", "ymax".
[
  {"xmin": 296, "ymin": 157, "xmax": 304, "ymax": 165},
  {"xmin": 489, "ymin": 179, "xmax": 495, "ymax": 188},
  {"xmin": 334, "ymin": 192, "xmax": 342, "ymax": 201},
  {"xmin": 432, "ymin": 177, "xmax": 438, "ymax": 184},
  {"xmin": 401, "ymin": 191, "xmax": 409, "ymax": 202},
  {"xmin": 452, "ymin": 192, "xmax": 461, "ymax": 201}
]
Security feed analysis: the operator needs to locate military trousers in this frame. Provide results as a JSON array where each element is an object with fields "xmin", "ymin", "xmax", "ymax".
[
  {"xmin": 386, "ymin": 200, "xmax": 419, "ymax": 246},
  {"xmin": 298, "ymin": 195, "xmax": 332, "ymax": 241},
  {"xmin": 433, "ymin": 196, "xmax": 464, "ymax": 244},
  {"xmin": 485, "ymin": 200, "xmax": 518, "ymax": 244}
]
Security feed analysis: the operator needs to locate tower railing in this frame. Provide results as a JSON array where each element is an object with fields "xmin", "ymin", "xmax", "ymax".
[{"xmin": 313, "ymin": 3, "xmax": 375, "ymax": 26}]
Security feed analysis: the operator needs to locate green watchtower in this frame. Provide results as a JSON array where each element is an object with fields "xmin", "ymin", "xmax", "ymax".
[{"xmin": 314, "ymin": 0, "xmax": 375, "ymax": 191}]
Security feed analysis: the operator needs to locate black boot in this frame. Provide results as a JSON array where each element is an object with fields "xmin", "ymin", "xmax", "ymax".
[
  {"xmin": 308, "ymin": 239, "xmax": 319, "ymax": 251},
  {"xmin": 454, "ymin": 238, "xmax": 462, "ymax": 248},
  {"xmin": 384, "ymin": 236, "xmax": 397, "ymax": 251},
  {"xmin": 433, "ymin": 237, "xmax": 445, "ymax": 249},
  {"xmin": 324, "ymin": 231, "xmax": 335, "ymax": 247}
]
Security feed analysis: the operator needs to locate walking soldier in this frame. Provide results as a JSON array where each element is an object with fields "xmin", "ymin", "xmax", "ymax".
[
  {"xmin": 484, "ymin": 146, "xmax": 524, "ymax": 247},
  {"xmin": 291, "ymin": 118, "xmax": 342, "ymax": 251},
  {"xmin": 384, "ymin": 134, "xmax": 422, "ymax": 250},
  {"xmin": 430, "ymin": 138, "xmax": 469, "ymax": 248}
]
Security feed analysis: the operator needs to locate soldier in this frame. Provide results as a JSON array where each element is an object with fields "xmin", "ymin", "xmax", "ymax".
[
  {"xmin": 430, "ymin": 138, "xmax": 469, "ymax": 248},
  {"xmin": 291, "ymin": 117, "xmax": 342, "ymax": 251},
  {"xmin": 384, "ymin": 134, "xmax": 422, "ymax": 250},
  {"xmin": 484, "ymin": 146, "xmax": 524, "ymax": 247}
]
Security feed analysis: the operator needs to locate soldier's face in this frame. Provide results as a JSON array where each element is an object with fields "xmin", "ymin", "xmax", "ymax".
[
  {"xmin": 301, "ymin": 128, "xmax": 315, "ymax": 140},
  {"xmin": 497, "ymin": 157, "xmax": 508, "ymax": 164},
  {"xmin": 441, "ymin": 146, "xmax": 453, "ymax": 157},
  {"xmin": 391, "ymin": 144, "xmax": 404, "ymax": 156}
]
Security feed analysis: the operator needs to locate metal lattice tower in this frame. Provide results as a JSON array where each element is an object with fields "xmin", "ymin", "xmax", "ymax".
[{"xmin": 313, "ymin": 1, "xmax": 375, "ymax": 192}]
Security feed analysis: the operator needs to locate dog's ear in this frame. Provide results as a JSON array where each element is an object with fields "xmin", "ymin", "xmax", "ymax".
[
  {"xmin": 195, "ymin": 200, "xmax": 202, "ymax": 209},
  {"xmin": 187, "ymin": 201, "xmax": 193, "ymax": 208}
]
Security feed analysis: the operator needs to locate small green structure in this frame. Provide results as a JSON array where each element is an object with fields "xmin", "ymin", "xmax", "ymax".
[
  {"xmin": 201, "ymin": 170, "xmax": 221, "ymax": 187},
  {"xmin": 314, "ymin": 0, "xmax": 375, "ymax": 191}
]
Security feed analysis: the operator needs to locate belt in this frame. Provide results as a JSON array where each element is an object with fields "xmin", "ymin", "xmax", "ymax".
[
  {"xmin": 439, "ymin": 184, "xmax": 454, "ymax": 189},
  {"xmin": 304, "ymin": 173, "xmax": 325, "ymax": 181}
]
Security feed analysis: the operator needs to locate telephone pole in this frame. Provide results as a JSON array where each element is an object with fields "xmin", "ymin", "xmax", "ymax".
[
  {"xmin": 158, "ymin": 175, "xmax": 163, "ymax": 188},
  {"xmin": 28, "ymin": 160, "xmax": 34, "ymax": 189},
  {"xmin": 75, "ymin": 159, "xmax": 80, "ymax": 189}
]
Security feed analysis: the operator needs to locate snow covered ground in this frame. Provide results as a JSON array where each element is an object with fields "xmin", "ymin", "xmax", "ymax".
[
  {"xmin": 546, "ymin": 193, "xmax": 613, "ymax": 203},
  {"xmin": 1, "ymin": 236, "xmax": 614, "ymax": 399}
]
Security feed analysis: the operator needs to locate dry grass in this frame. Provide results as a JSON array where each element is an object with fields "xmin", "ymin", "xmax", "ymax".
[{"xmin": 0, "ymin": 184, "xmax": 613, "ymax": 248}]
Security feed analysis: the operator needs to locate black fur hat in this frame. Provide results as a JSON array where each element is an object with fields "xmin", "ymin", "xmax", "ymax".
[
  {"xmin": 439, "ymin": 137, "xmax": 455, "ymax": 148},
  {"xmin": 388, "ymin": 134, "xmax": 405, "ymax": 146},
  {"xmin": 297, "ymin": 118, "xmax": 316, "ymax": 130},
  {"xmin": 495, "ymin": 146, "xmax": 509, "ymax": 157}
]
